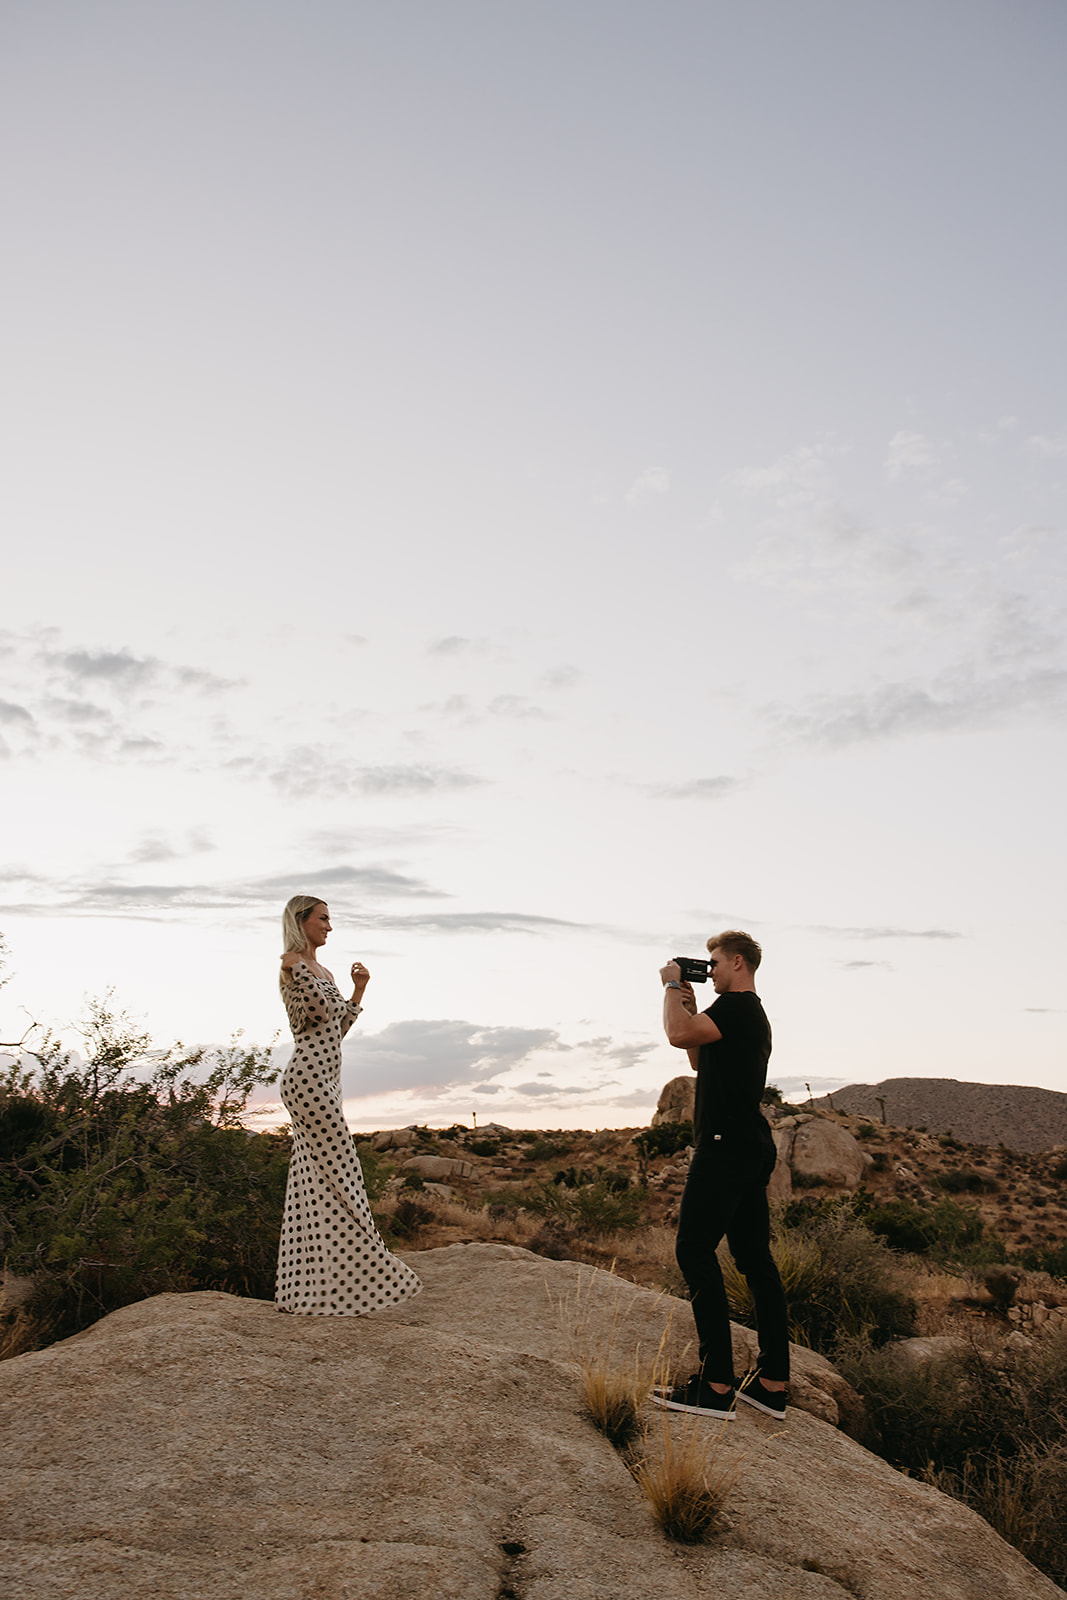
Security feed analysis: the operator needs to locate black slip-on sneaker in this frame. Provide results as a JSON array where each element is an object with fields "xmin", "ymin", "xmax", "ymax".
[
  {"xmin": 736, "ymin": 1374, "xmax": 787, "ymax": 1417},
  {"xmin": 652, "ymin": 1376, "xmax": 736, "ymax": 1418}
]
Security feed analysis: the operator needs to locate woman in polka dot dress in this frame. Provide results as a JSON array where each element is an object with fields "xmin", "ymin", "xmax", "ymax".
[{"xmin": 276, "ymin": 895, "xmax": 422, "ymax": 1314}]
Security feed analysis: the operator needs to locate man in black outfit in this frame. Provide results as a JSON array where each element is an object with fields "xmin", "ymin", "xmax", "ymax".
[{"xmin": 655, "ymin": 930, "xmax": 789, "ymax": 1419}]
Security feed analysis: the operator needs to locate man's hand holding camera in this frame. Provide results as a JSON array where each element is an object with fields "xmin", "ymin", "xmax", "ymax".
[{"xmin": 660, "ymin": 960, "xmax": 698, "ymax": 1015}]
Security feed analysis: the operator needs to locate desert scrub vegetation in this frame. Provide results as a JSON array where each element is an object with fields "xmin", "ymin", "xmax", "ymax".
[
  {"xmin": 489, "ymin": 1174, "xmax": 644, "ymax": 1237},
  {"xmin": 863, "ymin": 1193, "xmax": 1008, "ymax": 1266},
  {"xmin": 837, "ymin": 1329, "xmax": 1067, "ymax": 1589},
  {"xmin": 0, "ymin": 998, "xmax": 283, "ymax": 1355},
  {"xmin": 554, "ymin": 1270, "xmax": 669, "ymax": 1448},
  {"xmin": 722, "ymin": 1197, "xmax": 917, "ymax": 1356}
]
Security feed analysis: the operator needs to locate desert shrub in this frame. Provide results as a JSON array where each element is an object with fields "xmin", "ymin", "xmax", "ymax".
[
  {"xmin": 837, "ymin": 1331, "xmax": 1067, "ymax": 1588},
  {"xmin": 385, "ymin": 1203, "xmax": 435, "ymax": 1235},
  {"xmin": 1019, "ymin": 1239, "xmax": 1067, "ymax": 1279},
  {"xmin": 523, "ymin": 1177, "xmax": 643, "ymax": 1236},
  {"xmin": 1052, "ymin": 1156, "xmax": 1067, "ymax": 1183},
  {"xmin": 722, "ymin": 1198, "xmax": 916, "ymax": 1354},
  {"xmin": 526, "ymin": 1137, "xmax": 574, "ymax": 1162},
  {"xmin": 468, "ymin": 1138, "xmax": 500, "ymax": 1157},
  {"xmin": 863, "ymin": 1199, "xmax": 933, "ymax": 1255},
  {"xmin": 856, "ymin": 1123, "xmax": 877, "ymax": 1140},
  {"xmin": 937, "ymin": 1167, "xmax": 998, "ymax": 1194},
  {"xmin": 553, "ymin": 1165, "xmax": 597, "ymax": 1189},
  {"xmin": 863, "ymin": 1195, "xmax": 1006, "ymax": 1266},
  {"xmin": 481, "ymin": 1187, "xmax": 525, "ymax": 1219},
  {"xmin": 632, "ymin": 1122, "xmax": 693, "ymax": 1162},
  {"xmin": 0, "ymin": 1003, "xmax": 284, "ymax": 1352}
]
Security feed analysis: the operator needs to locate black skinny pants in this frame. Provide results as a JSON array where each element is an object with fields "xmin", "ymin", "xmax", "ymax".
[{"xmin": 674, "ymin": 1148, "xmax": 790, "ymax": 1384}]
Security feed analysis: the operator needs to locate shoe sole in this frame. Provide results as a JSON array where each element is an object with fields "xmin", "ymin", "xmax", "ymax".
[{"xmin": 652, "ymin": 1395, "xmax": 736, "ymax": 1419}]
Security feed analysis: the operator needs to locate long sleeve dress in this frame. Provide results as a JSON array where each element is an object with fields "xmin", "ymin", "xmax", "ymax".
[{"xmin": 275, "ymin": 960, "xmax": 421, "ymax": 1314}]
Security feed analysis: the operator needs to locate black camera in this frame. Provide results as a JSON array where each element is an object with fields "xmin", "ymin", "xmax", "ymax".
[{"xmin": 673, "ymin": 956, "xmax": 710, "ymax": 984}]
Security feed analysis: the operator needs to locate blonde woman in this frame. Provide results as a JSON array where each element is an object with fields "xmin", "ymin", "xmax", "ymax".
[{"xmin": 275, "ymin": 895, "xmax": 421, "ymax": 1314}]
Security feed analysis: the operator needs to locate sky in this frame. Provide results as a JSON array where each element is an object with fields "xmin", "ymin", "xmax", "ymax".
[{"xmin": 2, "ymin": 0, "xmax": 1065, "ymax": 1130}]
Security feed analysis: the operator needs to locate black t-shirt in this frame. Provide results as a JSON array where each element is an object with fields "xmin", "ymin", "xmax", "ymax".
[{"xmin": 693, "ymin": 991, "xmax": 775, "ymax": 1175}]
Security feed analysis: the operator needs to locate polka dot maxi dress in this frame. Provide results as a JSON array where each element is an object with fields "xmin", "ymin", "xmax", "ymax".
[{"xmin": 276, "ymin": 960, "xmax": 421, "ymax": 1314}]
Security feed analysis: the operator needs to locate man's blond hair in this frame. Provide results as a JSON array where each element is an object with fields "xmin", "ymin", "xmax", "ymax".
[{"xmin": 706, "ymin": 929, "xmax": 762, "ymax": 971}]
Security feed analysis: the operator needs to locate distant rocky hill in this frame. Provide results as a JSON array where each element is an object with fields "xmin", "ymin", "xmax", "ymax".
[{"xmin": 809, "ymin": 1078, "xmax": 1067, "ymax": 1153}]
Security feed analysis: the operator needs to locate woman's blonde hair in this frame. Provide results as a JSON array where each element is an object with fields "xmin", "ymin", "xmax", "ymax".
[{"xmin": 280, "ymin": 895, "xmax": 325, "ymax": 986}]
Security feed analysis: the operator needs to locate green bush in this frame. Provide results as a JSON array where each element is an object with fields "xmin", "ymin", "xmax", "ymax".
[
  {"xmin": 863, "ymin": 1195, "xmax": 1006, "ymax": 1266},
  {"xmin": 722, "ymin": 1198, "xmax": 916, "ymax": 1354},
  {"xmin": 522, "ymin": 1177, "xmax": 643, "ymax": 1236},
  {"xmin": 468, "ymin": 1138, "xmax": 500, "ymax": 1157},
  {"xmin": 937, "ymin": 1167, "xmax": 998, "ymax": 1194},
  {"xmin": 0, "ymin": 1000, "xmax": 284, "ymax": 1352},
  {"xmin": 526, "ymin": 1137, "xmax": 574, "ymax": 1162},
  {"xmin": 1018, "ymin": 1239, "xmax": 1067, "ymax": 1279},
  {"xmin": 632, "ymin": 1122, "xmax": 692, "ymax": 1162}
]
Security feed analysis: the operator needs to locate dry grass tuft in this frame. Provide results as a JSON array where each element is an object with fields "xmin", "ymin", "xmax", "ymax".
[
  {"xmin": 0, "ymin": 1305, "xmax": 48, "ymax": 1361},
  {"xmin": 552, "ymin": 1267, "xmax": 673, "ymax": 1447},
  {"xmin": 627, "ymin": 1411, "xmax": 743, "ymax": 1543}
]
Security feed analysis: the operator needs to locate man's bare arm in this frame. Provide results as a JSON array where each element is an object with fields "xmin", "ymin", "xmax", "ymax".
[{"xmin": 660, "ymin": 963, "xmax": 723, "ymax": 1049}]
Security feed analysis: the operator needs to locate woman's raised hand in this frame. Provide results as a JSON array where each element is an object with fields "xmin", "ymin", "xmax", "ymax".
[{"xmin": 350, "ymin": 960, "xmax": 370, "ymax": 1002}]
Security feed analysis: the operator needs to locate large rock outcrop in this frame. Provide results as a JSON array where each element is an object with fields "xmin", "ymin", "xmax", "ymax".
[
  {"xmin": 652, "ymin": 1075, "xmax": 695, "ymax": 1126},
  {"xmin": 770, "ymin": 1116, "xmax": 870, "ymax": 1198},
  {"xmin": 651, "ymin": 1078, "xmax": 869, "ymax": 1200},
  {"xmin": 0, "ymin": 1244, "xmax": 1057, "ymax": 1600}
]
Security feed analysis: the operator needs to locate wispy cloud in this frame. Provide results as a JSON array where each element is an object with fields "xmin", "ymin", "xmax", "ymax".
[
  {"xmin": 647, "ymin": 776, "xmax": 739, "ymax": 801},
  {"xmin": 427, "ymin": 635, "xmax": 474, "ymax": 656},
  {"xmin": 345, "ymin": 1018, "xmax": 560, "ymax": 1095},
  {"xmin": 259, "ymin": 747, "xmax": 488, "ymax": 800},
  {"xmin": 0, "ymin": 860, "xmax": 450, "ymax": 919},
  {"xmin": 738, "ymin": 501, "xmax": 922, "ymax": 593},
  {"xmin": 766, "ymin": 665, "xmax": 1067, "ymax": 746},
  {"xmin": 540, "ymin": 666, "xmax": 583, "ymax": 690},
  {"xmin": 724, "ymin": 441, "xmax": 842, "ymax": 506},
  {"xmin": 624, "ymin": 467, "xmax": 671, "ymax": 505},
  {"xmin": 1026, "ymin": 428, "xmax": 1067, "ymax": 460},
  {"xmin": 885, "ymin": 430, "xmax": 938, "ymax": 479},
  {"xmin": 128, "ymin": 829, "xmax": 216, "ymax": 864},
  {"xmin": 420, "ymin": 694, "xmax": 551, "ymax": 724},
  {"xmin": 0, "ymin": 631, "xmax": 242, "ymax": 767},
  {"xmin": 359, "ymin": 910, "xmax": 588, "ymax": 936},
  {"xmin": 811, "ymin": 924, "xmax": 962, "ymax": 941}
]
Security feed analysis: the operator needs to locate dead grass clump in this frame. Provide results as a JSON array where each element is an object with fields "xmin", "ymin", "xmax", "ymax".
[
  {"xmin": 0, "ymin": 1305, "xmax": 49, "ymax": 1361},
  {"xmin": 553, "ymin": 1268, "xmax": 668, "ymax": 1447},
  {"xmin": 577, "ymin": 1352, "xmax": 650, "ymax": 1447},
  {"xmin": 627, "ymin": 1413, "xmax": 742, "ymax": 1543}
]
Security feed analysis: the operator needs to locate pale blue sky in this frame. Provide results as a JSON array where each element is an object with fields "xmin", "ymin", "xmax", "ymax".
[{"xmin": 2, "ymin": 1, "xmax": 1065, "ymax": 1126}]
